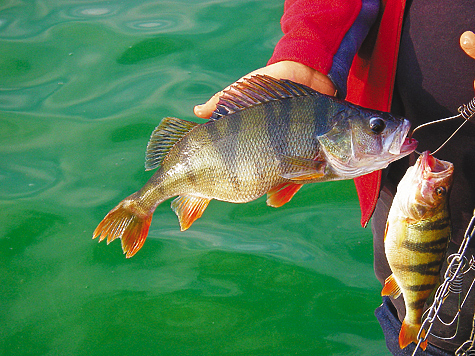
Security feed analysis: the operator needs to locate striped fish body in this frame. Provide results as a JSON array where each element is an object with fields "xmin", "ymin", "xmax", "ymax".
[
  {"xmin": 94, "ymin": 75, "xmax": 417, "ymax": 257},
  {"xmin": 146, "ymin": 96, "xmax": 333, "ymax": 205},
  {"xmin": 382, "ymin": 151, "xmax": 454, "ymax": 350}
]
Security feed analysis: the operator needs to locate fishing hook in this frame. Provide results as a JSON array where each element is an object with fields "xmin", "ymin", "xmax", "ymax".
[{"xmin": 408, "ymin": 97, "xmax": 475, "ymax": 156}]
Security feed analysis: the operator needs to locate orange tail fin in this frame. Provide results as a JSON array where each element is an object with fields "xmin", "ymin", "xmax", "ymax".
[
  {"xmin": 93, "ymin": 198, "xmax": 153, "ymax": 258},
  {"xmin": 399, "ymin": 320, "xmax": 427, "ymax": 350}
]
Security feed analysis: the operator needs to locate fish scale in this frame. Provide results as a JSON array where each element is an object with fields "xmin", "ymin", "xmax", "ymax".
[
  {"xmin": 93, "ymin": 75, "xmax": 417, "ymax": 257},
  {"xmin": 382, "ymin": 151, "xmax": 454, "ymax": 350}
]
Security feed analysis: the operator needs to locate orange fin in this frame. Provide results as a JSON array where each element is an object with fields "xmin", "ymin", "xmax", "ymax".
[
  {"xmin": 266, "ymin": 182, "xmax": 303, "ymax": 208},
  {"xmin": 171, "ymin": 195, "xmax": 211, "ymax": 231},
  {"xmin": 381, "ymin": 274, "xmax": 402, "ymax": 299},
  {"xmin": 278, "ymin": 154, "xmax": 326, "ymax": 181},
  {"xmin": 93, "ymin": 197, "xmax": 153, "ymax": 258},
  {"xmin": 399, "ymin": 320, "xmax": 427, "ymax": 350}
]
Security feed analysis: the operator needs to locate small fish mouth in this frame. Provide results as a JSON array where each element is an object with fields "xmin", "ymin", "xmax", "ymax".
[
  {"xmin": 419, "ymin": 151, "xmax": 453, "ymax": 175},
  {"xmin": 389, "ymin": 120, "xmax": 418, "ymax": 155}
]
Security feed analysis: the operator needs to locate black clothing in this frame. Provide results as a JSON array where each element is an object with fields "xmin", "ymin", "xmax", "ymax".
[{"xmin": 373, "ymin": 0, "xmax": 475, "ymax": 353}]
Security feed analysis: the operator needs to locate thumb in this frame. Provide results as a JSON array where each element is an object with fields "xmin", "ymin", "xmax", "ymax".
[
  {"xmin": 193, "ymin": 91, "xmax": 222, "ymax": 119},
  {"xmin": 460, "ymin": 31, "xmax": 475, "ymax": 91},
  {"xmin": 460, "ymin": 31, "xmax": 475, "ymax": 59}
]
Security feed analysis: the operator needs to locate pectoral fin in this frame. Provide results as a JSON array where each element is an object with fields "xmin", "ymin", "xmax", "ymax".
[
  {"xmin": 381, "ymin": 274, "xmax": 402, "ymax": 299},
  {"xmin": 171, "ymin": 195, "xmax": 211, "ymax": 231},
  {"xmin": 267, "ymin": 182, "xmax": 303, "ymax": 208},
  {"xmin": 278, "ymin": 154, "xmax": 326, "ymax": 181}
]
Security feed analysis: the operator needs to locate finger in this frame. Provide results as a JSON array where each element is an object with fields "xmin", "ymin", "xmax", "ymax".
[
  {"xmin": 193, "ymin": 66, "xmax": 284, "ymax": 119},
  {"xmin": 460, "ymin": 31, "xmax": 475, "ymax": 59},
  {"xmin": 193, "ymin": 91, "xmax": 222, "ymax": 119},
  {"xmin": 193, "ymin": 76, "xmax": 248, "ymax": 119}
]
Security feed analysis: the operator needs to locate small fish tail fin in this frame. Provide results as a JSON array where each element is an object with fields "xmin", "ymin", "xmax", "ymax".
[
  {"xmin": 93, "ymin": 196, "xmax": 153, "ymax": 258},
  {"xmin": 399, "ymin": 320, "xmax": 427, "ymax": 350}
]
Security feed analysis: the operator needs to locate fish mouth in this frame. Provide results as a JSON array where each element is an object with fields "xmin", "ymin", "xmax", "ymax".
[
  {"xmin": 419, "ymin": 151, "xmax": 454, "ymax": 175},
  {"xmin": 389, "ymin": 120, "xmax": 418, "ymax": 155},
  {"xmin": 412, "ymin": 151, "xmax": 454, "ymax": 207},
  {"xmin": 400, "ymin": 137, "xmax": 418, "ymax": 154}
]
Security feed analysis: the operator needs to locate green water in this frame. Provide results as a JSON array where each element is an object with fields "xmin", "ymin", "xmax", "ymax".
[{"xmin": 0, "ymin": 1, "xmax": 390, "ymax": 355}]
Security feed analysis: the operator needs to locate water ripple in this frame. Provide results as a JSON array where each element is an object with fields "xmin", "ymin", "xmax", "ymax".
[
  {"xmin": 0, "ymin": 1, "xmax": 216, "ymax": 40},
  {"xmin": 123, "ymin": 14, "xmax": 192, "ymax": 34},
  {"xmin": 0, "ymin": 156, "xmax": 61, "ymax": 199},
  {"xmin": 146, "ymin": 193, "xmax": 374, "ymax": 289},
  {"xmin": 68, "ymin": 5, "xmax": 120, "ymax": 18},
  {"xmin": 0, "ymin": 80, "xmax": 64, "ymax": 111}
]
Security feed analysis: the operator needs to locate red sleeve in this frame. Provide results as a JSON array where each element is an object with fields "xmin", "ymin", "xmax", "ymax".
[{"xmin": 268, "ymin": 0, "xmax": 363, "ymax": 75}]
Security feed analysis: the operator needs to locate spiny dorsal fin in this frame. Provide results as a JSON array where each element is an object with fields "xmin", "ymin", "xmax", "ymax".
[
  {"xmin": 145, "ymin": 117, "xmax": 199, "ymax": 171},
  {"xmin": 210, "ymin": 74, "xmax": 318, "ymax": 120}
]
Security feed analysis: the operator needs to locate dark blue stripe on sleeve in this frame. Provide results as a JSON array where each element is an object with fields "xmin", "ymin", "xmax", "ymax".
[{"xmin": 328, "ymin": 0, "xmax": 380, "ymax": 99}]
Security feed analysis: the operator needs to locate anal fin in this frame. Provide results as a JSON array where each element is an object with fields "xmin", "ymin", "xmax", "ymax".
[
  {"xmin": 171, "ymin": 195, "xmax": 211, "ymax": 231},
  {"xmin": 267, "ymin": 182, "xmax": 303, "ymax": 208},
  {"xmin": 381, "ymin": 274, "xmax": 402, "ymax": 299}
]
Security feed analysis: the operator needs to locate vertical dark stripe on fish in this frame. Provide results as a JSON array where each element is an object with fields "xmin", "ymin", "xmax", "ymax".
[
  {"xmin": 284, "ymin": 97, "xmax": 316, "ymax": 155},
  {"xmin": 312, "ymin": 95, "xmax": 334, "ymax": 135},
  {"xmin": 200, "ymin": 121, "xmax": 222, "ymax": 188},
  {"xmin": 404, "ymin": 283, "xmax": 437, "ymax": 292},
  {"xmin": 287, "ymin": 98, "xmax": 301, "ymax": 156},
  {"xmin": 409, "ymin": 218, "xmax": 450, "ymax": 232},
  {"xmin": 185, "ymin": 169, "xmax": 198, "ymax": 187},
  {"xmin": 392, "ymin": 260, "xmax": 443, "ymax": 275},
  {"xmin": 215, "ymin": 113, "xmax": 242, "ymax": 192},
  {"xmin": 401, "ymin": 236, "xmax": 449, "ymax": 253},
  {"xmin": 408, "ymin": 298, "xmax": 429, "ymax": 310},
  {"xmin": 267, "ymin": 100, "xmax": 291, "ymax": 174}
]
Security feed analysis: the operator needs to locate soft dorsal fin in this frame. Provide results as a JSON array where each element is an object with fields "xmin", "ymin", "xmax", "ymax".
[
  {"xmin": 145, "ymin": 117, "xmax": 199, "ymax": 171},
  {"xmin": 210, "ymin": 74, "xmax": 318, "ymax": 120}
]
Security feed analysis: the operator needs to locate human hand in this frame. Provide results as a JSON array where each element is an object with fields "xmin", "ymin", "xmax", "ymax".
[
  {"xmin": 460, "ymin": 31, "xmax": 475, "ymax": 89},
  {"xmin": 193, "ymin": 61, "xmax": 337, "ymax": 119}
]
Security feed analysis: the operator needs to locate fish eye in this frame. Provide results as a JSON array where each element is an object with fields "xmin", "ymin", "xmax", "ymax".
[
  {"xmin": 436, "ymin": 187, "xmax": 446, "ymax": 196},
  {"xmin": 369, "ymin": 117, "xmax": 386, "ymax": 134}
]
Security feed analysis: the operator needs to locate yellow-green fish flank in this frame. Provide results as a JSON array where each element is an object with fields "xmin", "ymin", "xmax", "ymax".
[{"xmin": 383, "ymin": 151, "xmax": 454, "ymax": 350}]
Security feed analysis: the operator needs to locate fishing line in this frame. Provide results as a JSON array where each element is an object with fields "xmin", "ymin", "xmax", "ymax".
[{"xmin": 409, "ymin": 97, "xmax": 475, "ymax": 156}]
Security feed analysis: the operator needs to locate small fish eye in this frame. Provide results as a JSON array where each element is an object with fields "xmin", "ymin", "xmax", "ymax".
[
  {"xmin": 369, "ymin": 117, "xmax": 386, "ymax": 134},
  {"xmin": 436, "ymin": 187, "xmax": 446, "ymax": 196}
]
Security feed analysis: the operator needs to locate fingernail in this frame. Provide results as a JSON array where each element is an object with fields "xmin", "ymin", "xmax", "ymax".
[
  {"xmin": 461, "ymin": 31, "xmax": 475, "ymax": 47},
  {"xmin": 194, "ymin": 105, "xmax": 203, "ymax": 116}
]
